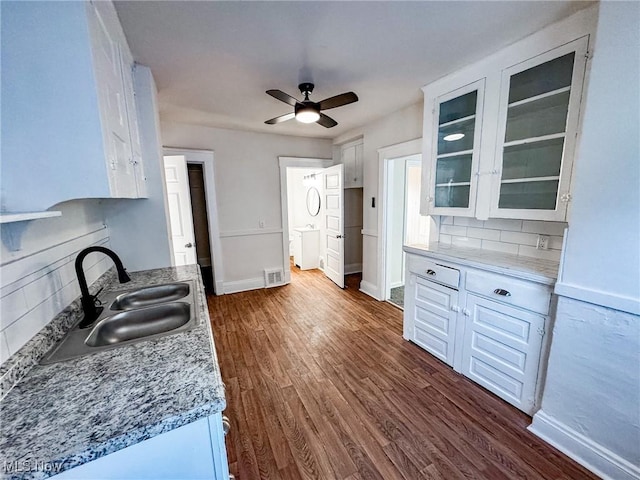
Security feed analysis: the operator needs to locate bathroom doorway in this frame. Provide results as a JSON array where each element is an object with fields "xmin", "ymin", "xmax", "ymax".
[{"xmin": 163, "ymin": 148, "xmax": 223, "ymax": 295}]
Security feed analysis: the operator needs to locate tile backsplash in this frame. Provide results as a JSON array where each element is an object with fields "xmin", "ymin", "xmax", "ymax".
[
  {"xmin": 1, "ymin": 227, "xmax": 111, "ymax": 365},
  {"xmin": 438, "ymin": 217, "xmax": 566, "ymax": 262}
]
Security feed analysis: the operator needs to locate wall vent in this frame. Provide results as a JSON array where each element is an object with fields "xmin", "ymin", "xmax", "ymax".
[{"xmin": 264, "ymin": 268, "xmax": 284, "ymax": 288}]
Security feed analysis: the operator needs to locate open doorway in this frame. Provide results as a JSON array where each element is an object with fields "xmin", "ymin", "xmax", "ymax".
[
  {"xmin": 384, "ymin": 154, "xmax": 429, "ymax": 308},
  {"xmin": 163, "ymin": 148, "xmax": 223, "ymax": 295}
]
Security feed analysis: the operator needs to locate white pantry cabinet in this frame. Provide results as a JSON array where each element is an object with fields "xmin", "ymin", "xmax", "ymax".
[
  {"xmin": 51, "ymin": 413, "xmax": 230, "ymax": 480},
  {"xmin": 341, "ymin": 139, "xmax": 364, "ymax": 188},
  {"xmin": 403, "ymin": 251, "xmax": 553, "ymax": 415},
  {"xmin": 422, "ymin": 36, "xmax": 589, "ymax": 222},
  {"xmin": 1, "ymin": 0, "xmax": 146, "ymax": 213}
]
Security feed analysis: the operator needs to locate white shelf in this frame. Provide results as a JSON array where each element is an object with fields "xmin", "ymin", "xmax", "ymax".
[
  {"xmin": 437, "ymin": 149, "xmax": 474, "ymax": 159},
  {"xmin": 435, "ymin": 182, "xmax": 472, "ymax": 187},
  {"xmin": 508, "ymin": 86, "xmax": 571, "ymax": 108},
  {"xmin": 439, "ymin": 114, "xmax": 476, "ymax": 128},
  {"xmin": 503, "ymin": 132, "xmax": 566, "ymax": 148},
  {"xmin": 501, "ymin": 176, "xmax": 560, "ymax": 184},
  {"xmin": 0, "ymin": 211, "xmax": 62, "ymax": 224}
]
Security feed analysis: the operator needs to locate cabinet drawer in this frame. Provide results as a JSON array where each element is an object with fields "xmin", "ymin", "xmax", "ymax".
[
  {"xmin": 465, "ymin": 269, "xmax": 551, "ymax": 315},
  {"xmin": 407, "ymin": 255, "xmax": 460, "ymax": 289}
]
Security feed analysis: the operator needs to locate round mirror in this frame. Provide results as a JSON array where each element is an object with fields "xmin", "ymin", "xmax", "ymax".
[{"xmin": 306, "ymin": 187, "xmax": 321, "ymax": 217}]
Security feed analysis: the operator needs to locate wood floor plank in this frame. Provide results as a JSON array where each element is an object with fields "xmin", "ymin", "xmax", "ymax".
[{"xmin": 212, "ymin": 266, "xmax": 599, "ymax": 480}]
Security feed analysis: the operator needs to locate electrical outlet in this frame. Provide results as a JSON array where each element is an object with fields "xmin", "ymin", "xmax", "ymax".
[
  {"xmin": 537, "ymin": 235, "xmax": 549, "ymax": 250},
  {"xmin": 258, "ymin": 219, "xmax": 265, "ymax": 229}
]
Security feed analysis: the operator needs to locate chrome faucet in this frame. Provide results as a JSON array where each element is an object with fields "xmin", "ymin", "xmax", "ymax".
[{"xmin": 75, "ymin": 246, "xmax": 130, "ymax": 328}]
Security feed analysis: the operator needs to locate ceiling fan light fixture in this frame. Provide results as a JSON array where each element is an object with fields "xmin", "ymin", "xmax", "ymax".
[{"xmin": 295, "ymin": 106, "xmax": 320, "ymax": 124}]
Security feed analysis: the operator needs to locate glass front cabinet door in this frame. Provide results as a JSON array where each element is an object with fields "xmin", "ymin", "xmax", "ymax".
[
  {"xmin": 425, "ymin": 79, "xmax": 485, "ymax": 217},
  {"xmin": 490, "ymin": 37, "xmax": 588, "ymax": 221}
]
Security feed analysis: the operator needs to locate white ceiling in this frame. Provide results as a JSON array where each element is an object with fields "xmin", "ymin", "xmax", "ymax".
[{"xmin": 114, "ymin": 1, "xmax": 592, "ymax": 140}]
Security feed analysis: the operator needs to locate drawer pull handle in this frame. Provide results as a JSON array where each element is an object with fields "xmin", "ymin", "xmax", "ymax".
[
  {"xmin": 494, "ymin": 288, "xmax": 511, "ymax": 297},
  {"xmin": 426, "ymin": 269, "xmax": 436, "ymax": 276},
  {"xmin": 222, "ymin": 415, "xmax": 231, "ymax": 435}
]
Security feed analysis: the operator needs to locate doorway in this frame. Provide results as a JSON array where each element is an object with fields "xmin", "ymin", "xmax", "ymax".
[
  {"xmin": 378, "ymin": 138, "xmax": 437, "ymax": 308},
  {"xmin": 163, "ymin": 148, "xmax": 223, "ymax": 295}
]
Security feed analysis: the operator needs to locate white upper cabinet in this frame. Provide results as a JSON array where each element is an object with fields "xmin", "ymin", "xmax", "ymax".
[
  {"xmin": 490, "ymin": 38, "xmax": 587, "ymax": 221},
  {"xmin": 425, "ymin": 79, "xmax": 485, "ymax": 217},
  {"xmin": 1, "ymin": 1, "xmax": 146, "ymax": 213},
  {"xmin": 422, "ymin": 35, "xmax": 589, "ymax": 222},
  {"xmin": 341, "ymin": 140, "xmax": 364, "ymax": 189}
]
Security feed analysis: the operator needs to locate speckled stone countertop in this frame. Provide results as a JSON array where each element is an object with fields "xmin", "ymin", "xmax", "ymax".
[
  {"xmin": 404, "ymin": 243, "xmax": 559, "ymax": 284},
  {"xmin": 0, "ymin": 265, "xmax": 225, "ymax": 480}
]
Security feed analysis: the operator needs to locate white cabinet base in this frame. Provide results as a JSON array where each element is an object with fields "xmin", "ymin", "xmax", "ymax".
[{"xmin": 52, "ymin": 414, "xmax": 229, "ymax": 479}]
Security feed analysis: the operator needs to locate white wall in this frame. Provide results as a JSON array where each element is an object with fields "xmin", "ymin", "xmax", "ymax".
[
  {"xmin": 160, "ymin": 121, "xmax": 332, "ymax": 291},
  {"xmin": 529, "ymin": 3, "xmax": 640, "ymax": 479},
  {"xmin": 103, "ymin": 66, "xmax": 173, "ymax": 272},
  {"xmin": 0, "ymin": 201, "xmax": 112, "ymax": 363},
  {"xmin": 335, "ymin": 102, "xmax": 424, "ymax": 297}
]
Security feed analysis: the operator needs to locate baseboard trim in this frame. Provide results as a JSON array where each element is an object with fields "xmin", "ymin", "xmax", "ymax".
[
  {"xmin": 529, "ymin": 410, "xmax": 640, "ymax": 480},
  {"xmin": 345, "ymin": 263, "xmax": 362, "ymax": 275},
  {"xmin": 360, "ymin": 280, "xmax": 382, "ymax": 300},
  {"xmin": 223, "ymin": 277, "xmax": 264, "ymax": 294}
]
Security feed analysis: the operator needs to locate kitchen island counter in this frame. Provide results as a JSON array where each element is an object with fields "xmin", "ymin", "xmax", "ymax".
[{"xmin": 0, "ymin": 265, "xmax": 225, "ymax": 479}]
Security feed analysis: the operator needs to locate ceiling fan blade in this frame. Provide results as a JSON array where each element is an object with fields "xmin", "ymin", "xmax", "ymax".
[
  {"xmin": 318, "ymin": 92, "xmax": 358, "ymax": 111},
  {"xmin": 265, "ymin": 112, "xmax": 295, "ymax": 125},
  {"xmin": 317, "ymin": 113, "xmax": 338, "ymax": 128},
  {"xmin": 266, "ymin": 89, "xmax": 298, "ymax": 107}
]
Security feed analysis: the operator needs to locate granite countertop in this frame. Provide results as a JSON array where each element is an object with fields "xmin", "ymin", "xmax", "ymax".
[
  {"xmin": 0, "ymin": 265, "xmax": 225, "ymax": 480},
  {"xmin": 404, "ymin": 243, "xmax": 560, "ymax": 284}
]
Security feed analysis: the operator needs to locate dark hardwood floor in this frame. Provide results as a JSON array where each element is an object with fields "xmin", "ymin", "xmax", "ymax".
[{"xmin": 208, "ymin": 266, "xmax": 598, "ymax": 480}]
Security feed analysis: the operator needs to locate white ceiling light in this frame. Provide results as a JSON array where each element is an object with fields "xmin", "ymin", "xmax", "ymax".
[
  {"xmin": 295, "ymin": 106, "xmax": 320, "ymax": 124},
  {"xmin": 443, "ymin": 133, "xmax": 465, "ymax": 141}
]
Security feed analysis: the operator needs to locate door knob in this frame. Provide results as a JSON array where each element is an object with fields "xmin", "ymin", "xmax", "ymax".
[{"xmin": 185, "ymin": 242, "xmax": 193, "ymax": 248}]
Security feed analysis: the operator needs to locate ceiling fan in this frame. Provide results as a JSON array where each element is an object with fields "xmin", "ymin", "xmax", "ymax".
[{"xmin": 265, "ymin": 83, "xmax": 358, "ymax": 128}]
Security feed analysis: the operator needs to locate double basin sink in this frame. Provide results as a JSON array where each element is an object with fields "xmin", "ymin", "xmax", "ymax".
[{"xmin": 41, "ymin": 281, "xmax": 198, "ymax": 364}]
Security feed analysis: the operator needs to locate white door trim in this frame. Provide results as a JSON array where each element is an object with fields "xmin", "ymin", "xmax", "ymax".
[
  {"xmin": 163, "ymin": 147, "xmax": 224, "ymax": 295},
  {"xmin": 279, "ymin": 156, "xmax": 334, "ymax": 284},
  {"xmin": 377, "ymin": 138, "xmax": 430, "ymax": 301}
]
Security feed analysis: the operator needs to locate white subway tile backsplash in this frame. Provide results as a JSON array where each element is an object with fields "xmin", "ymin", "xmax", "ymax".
[
  {"xmin": 522, "ymin": 220, "xmax": 567, "ymax": 236},
  {"xmin": 453, "ymin": 217, "xmax": 485, "ymax": 228},
  {"xmin": 519, "ymin": 245, "xmax": 562, "ymax": 262},
  {"xmin": 500, "ymin": 231, "xmax": 539, "ymax": 246},
  {"xmin": 481, "ymin": 240, "xmax": 519, "ymax": 254},
  {"xmin": 0, "ymin": 289, "xmax": 28, "ymax": 330},
  {"xmin": 436, "ymin": 216, "xmax": 565, "ymax": 262},
  {"xmin": 441, "ymin": 225, "xmax": 467, "ymax": 236},
  {"xmin": 467, "ymin": 227, "xmax": 501, "ymax": 241},
  {"xmin": 451, "ymin": 236, "xmax": 482, "ymax": 249},
  {"xmin": 483, "ymin": 219, "xmax": 523, "ymax": 231},
  {"xmin": 549, "ymin": 236, "xmax": 564, "ymax": 250}
]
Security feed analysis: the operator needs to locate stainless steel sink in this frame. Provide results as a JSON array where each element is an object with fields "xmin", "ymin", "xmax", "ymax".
[
  {"xmin": 85, "ymin": 302, "xmax": 191, "ymax": 347},
  {"xmin": 41, "ymin": 281, "xmax": 198, "ymax": 364},
  {"xmin": 110, "ymin": 283, "xmax": 190, "ymax": 310}
]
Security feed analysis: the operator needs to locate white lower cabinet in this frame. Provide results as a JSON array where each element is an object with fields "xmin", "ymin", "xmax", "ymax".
[
  {"xmin": 52, "ymin": 413, "xmax": 230, "ymax": 479},
  {"xmin": 460, "ymin": 294, "xmax": 545, "ymax": 414},
  {"xmin": 403, "ymin": 252, "xmax": 552, "ymax": 415},
  {"xmin": 404, "ymin": 275, "xmax": 459, "ymax": 367}
]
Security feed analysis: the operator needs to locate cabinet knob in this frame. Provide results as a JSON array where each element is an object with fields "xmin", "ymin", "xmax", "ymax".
[
  {"xmin": 222, "ymin": 415, "xmax": 231, "ymax": 436},
  {"xmin": 426, "ymin": 269, "xmax": 436, "ymax": 276},
  {"xmin": 463, "ymin": 308, "xmax": 471, "ymax": 317},
  {"xmin": 493, "ymin": 288, "xmax": 511, "ymax": 297}
]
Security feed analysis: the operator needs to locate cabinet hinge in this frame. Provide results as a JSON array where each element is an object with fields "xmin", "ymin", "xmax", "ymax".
[
  {"xmin": 560, "ymin": 193, "xmax": 572, "ymax": 203},
  {"xmin": 585, "ymin": 50, "xmax": 591, "ymax": 60},
  {"xmin": 537, "ymin": 327, "xmax": 545, "ymax": 336}
]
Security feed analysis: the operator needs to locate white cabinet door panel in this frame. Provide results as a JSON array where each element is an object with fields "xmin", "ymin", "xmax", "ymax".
[
  {"xmin": 461, "ymin": 294, "xmax": 545, "ymax": 414},
  {"xmin": 410, "ymin": 275, "xmax": 459, "ymax": 366}
]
